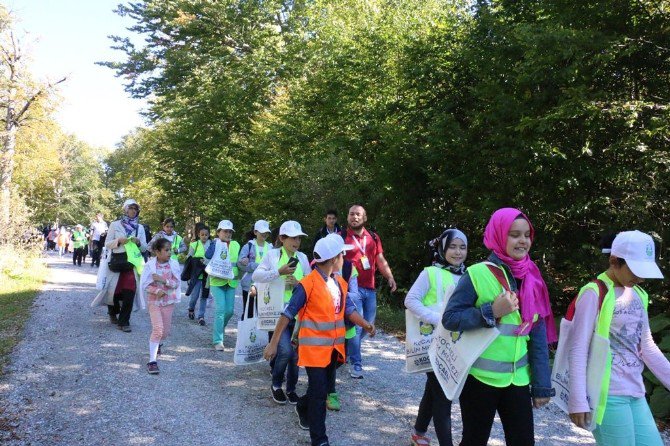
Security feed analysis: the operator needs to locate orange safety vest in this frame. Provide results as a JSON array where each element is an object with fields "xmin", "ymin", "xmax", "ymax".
[{"xmin": 296, "ymin": 269, "xmax": 348, "ymax": 368}]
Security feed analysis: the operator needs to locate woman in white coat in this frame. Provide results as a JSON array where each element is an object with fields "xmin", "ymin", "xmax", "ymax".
[{"xmin": 93, "ymin": 199, "xmax": 147, "ymax": 332}]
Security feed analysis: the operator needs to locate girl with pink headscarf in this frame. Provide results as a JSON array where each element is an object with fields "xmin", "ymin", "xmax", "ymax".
[{"xmin": 442, "ymin": 208, "xmax": 556, "ymax": 446}]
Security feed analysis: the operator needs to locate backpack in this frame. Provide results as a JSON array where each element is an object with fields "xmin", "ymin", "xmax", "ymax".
[
  {"xmin": 565, "ymin": 279, "xmax": 608, "ymax": 321},
  {"xmin": 340, "ymin": 228, "xmax": 378, "ymax": 243}
]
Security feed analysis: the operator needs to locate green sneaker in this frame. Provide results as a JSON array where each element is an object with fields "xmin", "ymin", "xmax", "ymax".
[{"xmin": 326, "ymin": 393, "xmax": 341, "ymax": 411}]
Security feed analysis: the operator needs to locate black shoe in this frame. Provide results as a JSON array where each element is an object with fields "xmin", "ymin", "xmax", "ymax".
[
  {"xmin": 118, "ymin": 325, "xmax": 132, "ymax": 333},
  {"xmin": 147, "ymin": 361, "xmax": 159, "ymax": 374},
  {"xmin": 295, "ymin": 405, "xmax": 309, "ymax": 430},
  {"xmin": 188, "ymin": 310, "xmax": 195, "ymax": 320},
  {"xmin": 198, "ymin": 318, "xmax": 206, "ymax": 326},
  {"xmin": 271, "ymin": 386, "xmax": 287, "ymax": 405},
  {"xmin": 109, "ymin": 314, "xmax": 119, "ymax": 324},
  {"xmin": 157, "ymin": 344, "xmax": 163, "ymax": 355},
  {"xmin": 286, "ymin": 391, "xmax": 299, "ymax": 405}
]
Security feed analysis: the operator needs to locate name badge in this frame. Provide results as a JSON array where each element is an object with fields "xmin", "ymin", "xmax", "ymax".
[{"xmin": 360, "ymin": 255, "xmax": 371, "ymax": 270}]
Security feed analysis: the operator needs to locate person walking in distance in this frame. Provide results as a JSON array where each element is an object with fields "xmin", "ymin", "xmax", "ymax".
[
  {"xmin": 90, "ymin": 213, "xmax": 108, "ymax": 267},
  {"xmin": 71, "ymin": 224, "xmax": 88, "ymax": 266},
  {"xmin": 311, "ymin": 210, "xmax": 341, "ymax": 255},
  {"xmin": 341, "ymin": 205, "xmax": 396, "ymax": 378}
]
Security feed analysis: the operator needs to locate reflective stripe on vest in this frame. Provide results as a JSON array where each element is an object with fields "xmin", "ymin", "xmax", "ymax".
[
  {"xmin": 580, "ymin": 272, "xmax": 649, "ymax": 425},
  {"xmin": 296, "ymin": 269, "xmax": 348, "ymax": 368},
  {"xmin": 468, "ymin": 261, "xmax": 533, "ymax": 388},
  {"xmin": 422, "ymin": 266, "xmax": 455, "ymax": 307}
]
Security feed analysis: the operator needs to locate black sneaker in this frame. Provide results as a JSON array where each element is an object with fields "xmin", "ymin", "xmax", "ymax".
[
  {"xmin": 147, "ymin": 361, "xmax": 159, "ymax": 375},
  {"xmin": 198, "ymin": 318, "xmax": 206, "ymax": 326},
  {"xmin": 271, "ymin": 386, "xmax": 287, "ymax": 404},
  {"xmin": 118, "ymin": 325, "xmax": 132, "ymax": 333},
  {"xmin": 286, "ymin": 391, "xmax": 299, "ymax": 405},
  {"xmin": 295, "ymin": 405, "xmax": 309, "ymax": 430},
  {"xmin": 109, "ymin": 314, "xmax": 118, "ymax": 324},
  {"xmin": 188, "ymin": 309, "xmax": 195, "ymax": 320}
]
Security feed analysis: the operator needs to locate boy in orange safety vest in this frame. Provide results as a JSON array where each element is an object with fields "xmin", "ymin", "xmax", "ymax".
[{"xmin": 264, "ymin": 234, "xmax": 375, "ymax": 446}]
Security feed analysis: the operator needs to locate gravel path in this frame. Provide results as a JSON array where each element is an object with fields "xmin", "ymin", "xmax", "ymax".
[{"xmin": 0, "ymin": 254, "xmax": 664, "ymax": 445}]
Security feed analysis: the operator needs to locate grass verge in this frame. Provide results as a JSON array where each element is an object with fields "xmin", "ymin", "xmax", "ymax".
[
  {"xmin": 0, "ymin": 252, "xmax": 46, "ymax": 375},
  {"xmin": 375, "ymin": 302, "xmax": 406, "ymax": 339}
]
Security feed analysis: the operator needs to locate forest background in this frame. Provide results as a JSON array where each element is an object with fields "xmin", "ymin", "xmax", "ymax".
[{"xmin": 2, "ymin": 0, "xmax": 670, "ymax": 419}]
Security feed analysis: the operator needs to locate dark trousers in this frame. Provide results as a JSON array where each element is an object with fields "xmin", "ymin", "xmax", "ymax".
[
  {"xmin": 91, "ymin": 240, "xmax": 103, "ymax": 266},
  {"xmin": 414, "ymin": 372, "xmax": 453, "ymax": 445},
  {"xmin": 459, "ymin": 375, "xmax": 534, "ymax": 446},
  {"xmin": 241, "ymin": 290, "xmax": 255, "ymax": 320},
  {"xmin": 73, "ymin": 247, "xmax": 85, "ymax": 266},
  {"xmin": 297, "ymin": 351, "xmax": 338, "ymax": 446},
  {"xmin": 107, "ymin": 289, "xmax": 135, "ymax": 327}
]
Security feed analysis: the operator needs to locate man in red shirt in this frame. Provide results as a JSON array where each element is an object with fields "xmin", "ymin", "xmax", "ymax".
[{"xmin": 342, "ymin": 205, "xmax": 396, "ymax": 378}]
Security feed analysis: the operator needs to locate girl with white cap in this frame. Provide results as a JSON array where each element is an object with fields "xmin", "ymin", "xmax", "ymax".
[
  {"xmin": 568, "ymin": 230, "xmax": 669, "ymax": 445},
  {"xmin": 204, "ymin": 220, "xmax": 241, "ymax": 350},
  {"xmin": 238, "ymin": 219, "xmax": 272, "ymax": 320},
  {"xmin": 253, "ymin": 220, "xmax": 311, "ymax": 405},
  {"xmin": 405, "ymin": 229, "xmax": 468, "ymax": 446}
]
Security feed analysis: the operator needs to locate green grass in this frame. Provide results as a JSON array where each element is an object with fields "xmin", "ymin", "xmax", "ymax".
[
  {"xmin": 375, "ymin": 303, "xmax": 406, "ymax": 339},
  {"xmin": 0, "ymin": 256, "xmax": 46, "ymax": 375}
]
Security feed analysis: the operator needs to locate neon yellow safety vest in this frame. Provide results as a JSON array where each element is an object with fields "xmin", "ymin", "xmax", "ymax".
[
  {"xmin": 254, "ymin": 241, "xmax": 269, "ymax": 263},
  {"xmin": 278, "ymin": 247, "xmax": 304, "ymax": 303},
  {"xmin": 422, "ymin": 266, "xmax": 456, "ymax": 307},
  {"xmin": 209, "ymin": 241, "xmax": 241, "ymax": 288},
  {"xmin": 169, "ymin": 234, "xmax": 183, "ymax": 261},
  {"xmin": 190, "ymin": 240, "xmax": 206, "ymax": 258},
  {"xmin": 468, "ymin": 262, "xmax": 536, "ymax": 388},
  {"xmin": 72, "ymin": 231, "xmax": 87, "ymax": 249},
  {"xmin": 577, "ymin": 272, "xmax": 649, "ymax": 425}
]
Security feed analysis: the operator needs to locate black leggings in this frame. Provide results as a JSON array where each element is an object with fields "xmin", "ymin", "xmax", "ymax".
[
  {"xmin": 458, "ymin": 375, "xmax": 534, "ymax": 446},
  {"xmin": 414, "ymin": 372, "xmax": 453, "ymax": 445},
  {"xmin": 241, "ymin": 290, "xmax": 255, "ymax": 320},
  {"xmin": 108, "ymin": 289, "xmax": 135, "ymax": 327},
  {"xmin": 73, "ymin": 247, "xmax": 85, "ymax": 265}
]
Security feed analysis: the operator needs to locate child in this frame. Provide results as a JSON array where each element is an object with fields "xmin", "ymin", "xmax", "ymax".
[
  {"xmin": 187, "ymin": 225, "xmax": 212, "ymax": 325},
  {"xmin": 568, "ymin": 230, "xmax": 669, "ymax": 445},
  {"xmin": 205, "ymin": 220, "xmax": 241, "ymax": 350},
  {"xmin": 148, "ymin": 218, "xmax": 187, "ymax": 260},
  {"xmin": 71, "ymin": 224, "xmax": 88, "ymax": 266},
  {"xmin": 443, "ymin": 208, "xmax": 555, "ymax": 446},
  {"xmin": 238, "ymin": 220, "xmax": 272, "ymax": 320},
  {"xmin": 405, "ymin": 229, "xmax": 468, "ymax": 446},
  {"xmin": 140, "ymin": 238, "xmax": 181, "ymax": 374},
  {"xmin": 252, "ymin": 220, "xmax": 311, "ymax": 405},
  {"xmin": 263, "ymin": 234, "xmax": 375, "ymax": 446}
]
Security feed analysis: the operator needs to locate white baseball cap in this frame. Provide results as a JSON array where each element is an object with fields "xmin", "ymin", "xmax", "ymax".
[
  {"xmin": 313, "ymin": 234, "xmax": 354, "ymax": 263},
  {"xmin": 254, "ymin": 220, "xmax": 271, "ymax": 234},
  {"xmin": 217, "ymin": 220, "xmax": 235, "ymax": 232},
  {"xmin": 279, "ymin": 220, "xmax": 307, "ymax": 237},
  {"xmin": 122, "ymin": 199, "xmax": 139, "ymax": 211},
  {"xmin": 611, "ymin": 230, "xmax": 663, "ymax": 279}
]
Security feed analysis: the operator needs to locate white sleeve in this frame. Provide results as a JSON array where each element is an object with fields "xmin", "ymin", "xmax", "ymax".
[
  {"xmin": 298, "ymin": 252, "xmax": 311, "ymax": 276},
  {"xmin": 252, "ymin": 250, "xmax": 280, "ymax": 283},
  {"xmin": 404, "ymin": 271, "xmax": 440, "ymax": 326}
]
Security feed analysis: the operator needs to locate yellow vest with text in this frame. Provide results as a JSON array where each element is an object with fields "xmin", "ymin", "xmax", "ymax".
[
  {"xmin": 468, "ymin": 262, "xmax": 536, "ymax": 387},
  {"xmin": 209, "ymin": 240, "xmax": 241, "ymax": 288}
]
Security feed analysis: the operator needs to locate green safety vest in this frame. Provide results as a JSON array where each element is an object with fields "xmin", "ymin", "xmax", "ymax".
[
  {"xmin": 209, "ymin": 240, "xmax": 241, "ymax": 288},
  {"xmin": 190, "ymin": 240, "xmax": 206, "ymax": 258},
  {"xmin": 254, "ymin": 241, "xmax": 269, "ymax": 263},
  {"xmin": 345, "ymin": 265, "xmax": 359, "ymax": 339},
  {"xmin": 72, "ymin": 231, "xmax": 87, "ymax": 249},
  {"xmin": 576, "ymin": 272, "xmax": 649, "ymax": 425},
  {"xmin": 468, "ymin": 262, "xmax": 536, "ymax": 388},
  {"xmin": 278, "ymin": 247, "xmax": 304, "ymax": 303},
  {"xmin": 169, "ymin": 234, "xmax": 183, "ymax": 261},
  {"xmin": 422, "ymin": 266, "xmax": 456, "ymax": 307}
]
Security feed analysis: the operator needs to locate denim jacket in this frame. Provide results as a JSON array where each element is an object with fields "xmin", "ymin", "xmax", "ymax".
[{"xmin": 442, "ymin": 253, "xmax": 555, "ymax": 398}]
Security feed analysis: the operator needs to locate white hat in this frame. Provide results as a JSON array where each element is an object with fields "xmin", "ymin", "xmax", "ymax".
[
  {"xmin": 122, "ymin": 199, "xmax": 139, "ymax": 211},
  {"xmin": 254, "ymin": 220, "xmax": 271, "ymax": 234},
  {"xmin": 611, "ymin": 230, "xmax": 663, "ymax": 279},
  {"xmin": 279, "ymin": 220, "xmax": 307, "ymax": 237},
  {"xmin": 313, "ymin": 233, "xmax": 354, "ymax": 263},
  {"xmin": 217, "ymin": 220, "xmax": 235, "ymax": 232}
]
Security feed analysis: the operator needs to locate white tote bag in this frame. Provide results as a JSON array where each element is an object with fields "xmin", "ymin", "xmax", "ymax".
[
  {"xmin": 255, "ymin": 278, "xmax": 286, "ymax": 331},
  {"xmin": 234, "ymin": 297, "xmax": 269, "ymax": 366},
  {"xmin": 428, "ymin": 324, "xmax": 500, "ymax": 400},
  {"xmin": 205, "ymin": 240, "xmax": 234, "ymax": 279},
  {"xmin": 551, "ymin": 317, "xmax": 609, "ymax": 431},
  {"xmin": 405, "ymin": 307, "xmax": 443, "ymax": 373},
  {"xmin": 95, "ymin": 248, "xmax": 109, "ymax": 290}
]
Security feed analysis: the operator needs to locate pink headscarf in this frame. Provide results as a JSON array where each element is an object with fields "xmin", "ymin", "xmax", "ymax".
[{"xmin": 483, "ymin": 208, "xmax": 557, "ymax": 343}]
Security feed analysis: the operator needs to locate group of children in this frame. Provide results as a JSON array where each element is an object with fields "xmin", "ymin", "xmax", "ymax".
[{"xmin": 103, "ymin": 199, "xmax": 669, "ymax": 446}]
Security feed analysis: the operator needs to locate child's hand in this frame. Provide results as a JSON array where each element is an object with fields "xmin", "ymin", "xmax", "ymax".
[
  {"xmin": 532, "ymin": 397, "xmax": 550, "ymax": 409},
  {"xmin": 492, "ymin": 290, "xmax": 518, "ymax": 318},
  {"xmin": 278, "ymin": 265, "xmax": 296, "ymax": 276},
  {"xmin": 249, "ymin": 286, "xmax": 257, "ymax": 298},
  {"xmin": 284, "ymin": 274, "xmax": 298, "ymax": 286},
  {"xmin": 365, "ymin": 323, "xmax": 376, "ymax": 337},
  {"xmin": 239, "ymin": 258, "xmax": 250, "ymax": 266},
  {"xmin": 569, "ymin": 412, "xmax": 591, "ymax": 429},
  {"xmin": 152, "ymin": 273, "xmax": 165, "ymax": 283}
]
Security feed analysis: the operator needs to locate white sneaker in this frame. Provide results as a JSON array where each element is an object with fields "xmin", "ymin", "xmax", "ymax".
[{"xmin": 214, "ymin": 343, "xmax": 225, "ymax": 351}]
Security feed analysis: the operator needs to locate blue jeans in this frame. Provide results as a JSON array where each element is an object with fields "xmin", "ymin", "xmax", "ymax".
[
  {"xmin": 211, "ymin": 285, "xmax": 235, "ymax": 345},
  {"xmin": 187, "ymin": 277, "xmax": 209, "ymax": 319},
  {"xmin": 272, "ymin": 321, "xmax": 299, "ymax": 393},
  {"xmin": 594, "ymin": 395, "xmax": 664, "ymax": 446},
  {"xmin": 346, "ymin": 287, "xmax": 376, "ymax": 367}
]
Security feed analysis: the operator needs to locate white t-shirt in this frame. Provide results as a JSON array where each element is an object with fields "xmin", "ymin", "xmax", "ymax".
[
  {"xmin": 325, "ymin": 277, "xmax": 342, "ymax": 314},
  {"xmin": 91, "ymin": 221, "xmax": 108, "ymax": 241}
]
